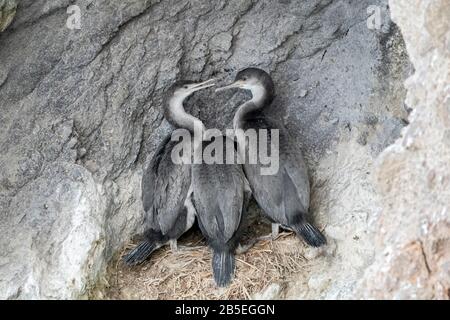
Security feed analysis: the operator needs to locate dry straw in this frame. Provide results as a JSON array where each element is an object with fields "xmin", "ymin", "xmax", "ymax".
[{"xmin": 104, "ymin": 230, "xmax": 311, "ymax": 300}]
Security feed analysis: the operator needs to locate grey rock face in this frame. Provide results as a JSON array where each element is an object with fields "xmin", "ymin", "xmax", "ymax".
[
  {"xmin": 357, "ymin": 0, "xmax": 450, "ymax": 299},
  {"xmin": 0, "ymin": 0, "xmax": 410, "ymax": 298},
  {"xmin": 1, "ymin": 162, "xmax": 106, "ymax": 299}
]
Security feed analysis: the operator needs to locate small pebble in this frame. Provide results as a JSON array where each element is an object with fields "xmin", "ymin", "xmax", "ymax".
[
  {"xmin": 78, "ymin": 147, "xmax": 87, "ymax": 158},
  {"xmin": 304, "ymin": 246, "xmax": 325, "ymax": 260}
]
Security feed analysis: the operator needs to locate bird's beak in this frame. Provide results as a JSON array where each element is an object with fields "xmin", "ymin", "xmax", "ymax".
[
  {"xmin": 188, "ymin": 79, "xmax": 216, "ymax": 92},
  {"xmin": 215, "ymin": 80, "xmax": 243, "ymax": 92}
]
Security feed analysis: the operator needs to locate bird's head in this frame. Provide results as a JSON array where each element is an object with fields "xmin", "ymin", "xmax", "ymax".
[
  {"xmin": 163, "ymin": 79, "xmax": 215, "ymax": 133},
  {"xmin": 215, "ymin": 67, "xmax": 274, "ymax": 100}
]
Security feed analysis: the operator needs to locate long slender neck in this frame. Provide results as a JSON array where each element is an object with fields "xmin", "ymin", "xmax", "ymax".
[
  {"xmin": 233, "ymin": 85, "xmax": 271, "ymax": 130},
  {"xmin": 166, "ymin": 95, "xmax": 204, "ymax": 134}
]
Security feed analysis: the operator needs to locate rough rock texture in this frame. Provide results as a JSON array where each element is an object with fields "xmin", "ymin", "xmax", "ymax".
[
  {"xmin": 0, "ymin": 0, "xmax": 16, "ymax": 32},
  {"xmin": 0, "ymin": 0, "xmax": 410, "ymax": 299},
  {"xmin": 357, "ymin": 0, "xmax": 450, "ymax": 299}
]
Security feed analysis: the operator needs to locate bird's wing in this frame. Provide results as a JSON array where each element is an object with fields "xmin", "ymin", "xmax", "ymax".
[
  {"xmin": 142, "ymin": 134, "xmax": 172, "ymax": 214},
  {"xmin": 142, "ymin": 136, "xmax": 191, "ymax": 234},
  {"xmin": 280, "ymin": 133, "xmax": 310, "ymax": 211},
  {"xmin": 244, "ymin": 162, "xmax": 286, "ymax": 223},
  {"xmin": 218, "ymin": 166, "xmax": 245, "ymax": 241},
  {"xmin": 193, "ymin": 164, "xmax": 245, "ymax": 243},
  {"xmin": 242, "ymin": 124, "xmax": 310, "ymax": 224}
]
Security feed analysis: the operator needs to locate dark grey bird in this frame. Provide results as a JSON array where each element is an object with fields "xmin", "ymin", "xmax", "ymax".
[
  {"xmin": 216, "ymin": 68, "xmax": 326, "ymax": 247},
  {"xmin": 123, "ymin": 79, "xmax": 215, "ymax": 265},
  {"xmin": 192, "ymin": 135, "xmax": 251, "ymax": 287}
]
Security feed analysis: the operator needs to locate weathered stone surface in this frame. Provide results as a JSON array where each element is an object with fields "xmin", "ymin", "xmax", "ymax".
[
  {"xmin": 0, "ymin": 0, "xmax": 16, "ymax": 32},
  {"xmin": 357, "ymin": 0, "xmax": 450, "ymax": 299},
  {"xmin": 0, "ymin": 0, "xmax": 410, "ymax": 299},
  {"xmin": 0, "ymin": 162, "xmax": 106, "ymax": 299}
]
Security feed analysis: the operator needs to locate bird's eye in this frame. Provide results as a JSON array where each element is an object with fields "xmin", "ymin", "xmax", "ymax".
[
  {"xmin": 183, "ymin": 85, "xmax": 188, "ymax": 89},
  {"xmin": 242, "ymin": 77, "xmax": 247, "ymax": 81}
]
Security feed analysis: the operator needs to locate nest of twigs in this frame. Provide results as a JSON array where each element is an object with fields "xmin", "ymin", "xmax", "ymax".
[{"xmin": 102, "ymin": 221, "xmax": 312, "ymax": 299}]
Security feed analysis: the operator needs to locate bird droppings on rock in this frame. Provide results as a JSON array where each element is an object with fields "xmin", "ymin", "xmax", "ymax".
[{"xmin": 299, "ymin": 89, "xmax": 308, "ymax": 97}]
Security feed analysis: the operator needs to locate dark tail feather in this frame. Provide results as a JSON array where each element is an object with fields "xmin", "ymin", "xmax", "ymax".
[
  {"xmin": 293, "ymin": 222, "xmax": 327, "ymax": 247},
  {"xmin": 123, "ymin": 240, "xmax": 159, "ymax": 266},
  {"xmin": 212, "ymin": 250, "xmax": 235, "ymax": 287}
]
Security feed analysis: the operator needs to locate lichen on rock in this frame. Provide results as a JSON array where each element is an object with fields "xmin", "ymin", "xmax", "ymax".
[{"xmin": 0, "ymin": 0, "xmax": 16, "ymax": 32}]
